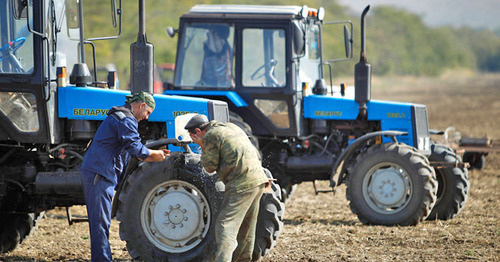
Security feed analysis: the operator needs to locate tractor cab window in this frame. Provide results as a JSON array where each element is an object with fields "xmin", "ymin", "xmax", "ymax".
[
  {"xmin": 242, "ymin": 28, "xmax": 286, "ymax": 88},
  {"xmin": 308, "ymin": 24, "xmax": 321, "ymax": 60},
  {"xmin": 175, "ymin": 23, "xmax": 234, "ymax": 88},
  {"xmin": 0, "ymin": 0, "xmax": 34, "ymax": 74},
  {"xmin": 0, "ymin": 92, "xmax": 39, "ymax": 132},
  {"xmin": 299, "ymin": 24, "xmax": 321, "ymax": 89},
  {"xmin": 254, "ymin": 99, "xmax": 290, "ymax": 129}
]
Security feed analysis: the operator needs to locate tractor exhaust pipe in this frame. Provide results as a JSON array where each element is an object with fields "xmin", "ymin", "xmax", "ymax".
[
  {"xmin": 354, "ymin": 5, "xmax": 371, "ymax": 120},
  {"xmin": 69, "ymin": 0, "xmax": 92, "ymax": 87},
  {"xmin": 130, "ymin": 0, "xmax": 154, "ymax": 94}
]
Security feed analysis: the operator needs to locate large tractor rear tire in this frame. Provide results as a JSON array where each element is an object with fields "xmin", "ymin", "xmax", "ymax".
[
  {"xmin": 117, "ymin": 153, "xmax": 284, "ymax": 261},
  {"xmin": 346, "ymin": 143, "xmax": 438, "ymax": 226},
  {"xmin": 0, "ymin": 213, "xmax": 42, "ymax": 254},
  {"xmin": 253, "ymin": 169, "xmax": 285, "ymax": 261},
  {"xmin": 116, "ymin": 152, "xmax": 223, "ymax": 261},
  {"xmin": 426, "ymin": 143, "xmax": 469, "ymax": 220}
]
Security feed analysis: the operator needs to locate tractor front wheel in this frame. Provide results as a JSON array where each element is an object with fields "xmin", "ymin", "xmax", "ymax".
[{"xmin": 346, "ymin": 143, "xmax": 437, "ymax": 226}]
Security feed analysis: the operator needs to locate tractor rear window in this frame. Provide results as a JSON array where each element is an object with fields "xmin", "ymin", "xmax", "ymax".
[
  {"xmin": 174, "ymin": 23, "xmax": 235, "ymax": 88},
  {"xmin": 242, "ymin": 28, "xmax": 286, "ymax": 88}
]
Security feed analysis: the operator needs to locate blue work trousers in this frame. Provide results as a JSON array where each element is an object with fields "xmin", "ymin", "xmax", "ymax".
[{"xmin": 82, "ymin": 171, "xmax": 115, "ymax": 262}]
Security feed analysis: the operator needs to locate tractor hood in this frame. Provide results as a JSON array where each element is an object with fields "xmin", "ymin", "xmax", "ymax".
[{"xmin": 303, "ymin": 95, "xmax": 430, "ymax": 150}]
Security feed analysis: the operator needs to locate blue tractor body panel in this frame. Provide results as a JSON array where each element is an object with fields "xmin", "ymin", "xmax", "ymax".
[
  {"xmin": 164, "ymin": 90, "xmax": 248, "ymax": 107},
  {"xmin": 304, "ymin": 95, "xmax": 415, "ymax": 146},
  {"xmin": 59, "ymin": 86, "xmax": 213, "ymax": 141}
]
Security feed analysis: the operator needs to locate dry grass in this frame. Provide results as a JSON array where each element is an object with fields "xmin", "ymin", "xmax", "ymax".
[{"xmin": 1, "ymin": 72, "xmax": 499, "ymax": 261}]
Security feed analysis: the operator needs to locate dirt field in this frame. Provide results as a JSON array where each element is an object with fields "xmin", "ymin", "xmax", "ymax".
[{"xmin": 1, "ymin": 72, "xmax": 499, "ymax": 261}]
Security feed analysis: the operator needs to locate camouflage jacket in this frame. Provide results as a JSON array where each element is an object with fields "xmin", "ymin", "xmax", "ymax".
[{"xmin": 201, "ymin": 121, "xmax": 268, "ymax": 193}]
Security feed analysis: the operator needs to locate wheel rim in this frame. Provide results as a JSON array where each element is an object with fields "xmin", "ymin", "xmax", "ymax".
[
  {"xmin": 362, "ymin": 162, "xmax": 413, "ymax": 214},
  {"xmin": 141, "ymin": 179, "xmax": 210, "ymax": 253}
]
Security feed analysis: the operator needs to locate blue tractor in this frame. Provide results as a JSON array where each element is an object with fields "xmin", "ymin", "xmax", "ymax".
[
  {"xmin": 164, "ymin": 5, "xmax": 469, "ymax": 226},
  {"xmin": 0, "ymin": 0, "xmax": 284, "ymax": 261}
]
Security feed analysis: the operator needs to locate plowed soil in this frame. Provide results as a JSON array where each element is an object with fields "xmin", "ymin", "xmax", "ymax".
[{"xmin": 1, "ymin": 72, "xmax": 499, "ymax": 261}]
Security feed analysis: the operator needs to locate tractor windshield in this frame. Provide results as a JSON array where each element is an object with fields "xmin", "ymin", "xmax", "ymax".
[
  {"xmin": 175, "ymin": 23, "xmax": 234, "ymax": 88},
  {"xmin": 0, "ymin": 0, "xmax": 34, "ymax": 74}
]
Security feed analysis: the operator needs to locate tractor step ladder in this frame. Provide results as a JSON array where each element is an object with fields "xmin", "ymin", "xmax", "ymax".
[
  {"xmin": 312, "ymin": 181, "xmax": 336, "ymax": 195},
  {"xmin": 66, "ymin": 206, "xmax": 88, "ymax": 225}
]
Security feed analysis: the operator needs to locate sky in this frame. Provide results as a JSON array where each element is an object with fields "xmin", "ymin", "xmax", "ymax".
[{"xmin": 338, "ymin": 0, "xmax": 500, "ymax": 30}]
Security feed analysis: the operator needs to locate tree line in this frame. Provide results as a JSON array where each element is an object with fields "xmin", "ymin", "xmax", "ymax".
[{"xmin": 82, "ymin": 0, "xmax": 500, "ymax": 82}]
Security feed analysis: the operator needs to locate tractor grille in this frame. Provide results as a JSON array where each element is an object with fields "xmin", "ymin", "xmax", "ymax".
[
  {"xmin": 208, "ymin": 100, "xmax": 229, "ymax": 123},
  {"xmin": 412, "ymin": 105, "xmax": 430, "ymax": 154}
]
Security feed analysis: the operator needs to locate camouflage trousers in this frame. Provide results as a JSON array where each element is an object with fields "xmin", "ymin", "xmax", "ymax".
[{"xmin": 213, "ymin": 183, "xmax": 265, "ymax": 262}]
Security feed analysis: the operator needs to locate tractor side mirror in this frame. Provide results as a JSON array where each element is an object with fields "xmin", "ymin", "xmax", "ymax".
[
  {"xmin": 166, "ymin": 26, "xmax": 177, "ymax": 38},
  {"xmin": 324, "ymin": 20, "xmax": 353, "ymax": 63},
  {"xmin": 111, "ymin": 0, "xmax": 118, "ymax": 28},
  {"xmin": 344, "ymin": 25, "xmax": 352, "ymax": 58},
  {"xmin": 292, "ymin": 21, "xmax": 305, "ymax": 56}
]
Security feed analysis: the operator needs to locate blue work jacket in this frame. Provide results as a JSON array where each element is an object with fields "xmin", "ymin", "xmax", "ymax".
[{"xmin": 81, "ymin": 104, "xmax": 150, "ymax": 185}]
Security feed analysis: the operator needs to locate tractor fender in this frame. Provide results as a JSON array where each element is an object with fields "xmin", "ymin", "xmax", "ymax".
[
  {"xmin": 111, "ymin": 139, "xmax": 191, "ymax": 218},
  {"xmin": 329, "ymin": 130, "xmax": 407, "ymax": 188}
]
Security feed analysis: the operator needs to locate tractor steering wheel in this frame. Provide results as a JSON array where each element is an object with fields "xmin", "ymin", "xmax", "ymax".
[
  {"xmin": 251, "ymin": 59, "xmax": 277, "ymax": 80},
  {"xmin": 0, "ymin": 37, "xmax": 26, "ymax": 72},
  {"xmin": 0, "ymin": 37, "xmax": 26, "ymax": 58},
  {"xmin": 250, "ymin": 59, "xmax": 280, "ymax": 87}
]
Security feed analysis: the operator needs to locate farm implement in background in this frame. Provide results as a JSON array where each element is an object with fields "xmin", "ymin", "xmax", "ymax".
[{"xmin": 434, "ymin": 126, "xmax": 499, "ymax": 170}]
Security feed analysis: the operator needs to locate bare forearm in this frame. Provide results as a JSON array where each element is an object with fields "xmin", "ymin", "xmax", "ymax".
[{"xmin": 143, "ymin": 149, "xmax": 170, "ymax": 162}]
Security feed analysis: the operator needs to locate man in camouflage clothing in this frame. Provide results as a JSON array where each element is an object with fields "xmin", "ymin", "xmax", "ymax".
[{"xmin": 185, "ymin": 114, "xmax": 269, "ymax": 262}]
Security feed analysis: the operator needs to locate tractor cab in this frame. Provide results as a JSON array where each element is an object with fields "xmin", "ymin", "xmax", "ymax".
[{"xmin": 167, "ymin": 5, "xmax": 350, "ymax": 137}]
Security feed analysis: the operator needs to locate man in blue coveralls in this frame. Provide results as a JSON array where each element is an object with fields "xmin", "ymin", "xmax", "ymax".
[{"xmin": 81, "ymin": 91, "xmax": 170, "ymax": 261}]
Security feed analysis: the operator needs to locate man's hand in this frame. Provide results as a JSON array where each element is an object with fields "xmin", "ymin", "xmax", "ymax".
[{"xmin": 144, "ymin": 149, "xmax": 170, "ymax": 162}]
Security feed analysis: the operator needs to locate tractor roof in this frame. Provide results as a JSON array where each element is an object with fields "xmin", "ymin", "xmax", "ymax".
[
  {"xmin": 183, "ymin": 5, "xmax": 321, "ymax": 21},
  {"xmin": 189, "ymin": 5, "xmax": 304, "ymax": 15}
]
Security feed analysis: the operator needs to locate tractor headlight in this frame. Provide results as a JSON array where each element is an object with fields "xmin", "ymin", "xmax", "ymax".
[{"xmin": 412, "ymin": 105, "xmax": 431, "ymax": 155}]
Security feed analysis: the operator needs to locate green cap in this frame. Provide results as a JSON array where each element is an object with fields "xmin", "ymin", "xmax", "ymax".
[{"xmin": 125, "ymin": 91, "xmax": 155, "ymax": 110}]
